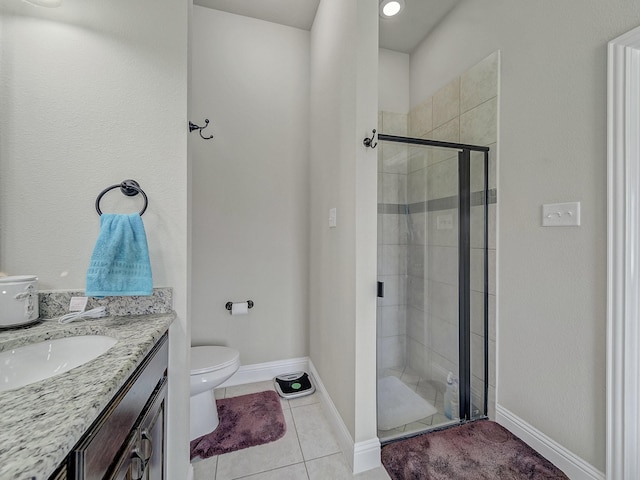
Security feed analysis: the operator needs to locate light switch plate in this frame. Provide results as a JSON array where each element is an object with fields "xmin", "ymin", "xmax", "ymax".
[
  {"xmin": 542, "ymin": 202, "xmax": 581, "ymax": 227},
  {"xmin": 329, "ymin": 208, "xmax": 337, "ymax": 228}
]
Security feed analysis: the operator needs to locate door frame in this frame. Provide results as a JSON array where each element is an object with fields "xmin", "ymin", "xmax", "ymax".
[{"xmin": 607, "ymin": 24, "xmax": 640, "ymax": 480}]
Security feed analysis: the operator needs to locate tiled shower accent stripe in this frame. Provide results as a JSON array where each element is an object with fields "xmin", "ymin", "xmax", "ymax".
[
  {"xmin": 378, "ymin": 203, "xmax": 410, "ymax": 215},
  {"xmin": 378, "ymin": 188, "xmax": 497, "ymax": 215}
]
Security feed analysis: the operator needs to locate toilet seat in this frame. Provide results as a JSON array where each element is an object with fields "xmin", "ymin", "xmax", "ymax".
[{"xmin": 191, "ymin": 346, "xmax": 239, "ymax": 375}]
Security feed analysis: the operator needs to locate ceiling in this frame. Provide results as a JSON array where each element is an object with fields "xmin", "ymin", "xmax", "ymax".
[
  {"xmin": 194, "ymin": 0, "xmax": 460, "ymax": 54},
  {"xmin": 379, "ymin": 0, "xmax": 459, "ymax": 53}
]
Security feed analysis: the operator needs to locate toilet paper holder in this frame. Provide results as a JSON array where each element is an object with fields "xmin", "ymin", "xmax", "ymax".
[{"xmin": 225, "ymin": 300, "xmax": 254, "ymax": 312}]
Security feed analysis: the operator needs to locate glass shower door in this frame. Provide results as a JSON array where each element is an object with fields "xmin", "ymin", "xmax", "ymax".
[
  {"xmin": 376, "ymin": 133, "xmax": 490, "ymax": 443},
  {"xmin": 377, "ymin": 139, "xmax": 462, "ymax": 442}
]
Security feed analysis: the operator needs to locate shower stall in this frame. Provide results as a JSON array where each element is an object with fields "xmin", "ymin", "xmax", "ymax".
[{"xmin": 376, "ymin": 130, "xmax": 492, "ymax": 442}]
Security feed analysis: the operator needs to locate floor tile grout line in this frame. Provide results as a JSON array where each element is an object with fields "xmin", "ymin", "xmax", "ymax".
[
  {"xmin": 230, "ymin": 461, "xmax": 308, "ymax": 480},
  {"xmin": 302, "ymin": 458, "xmax": 312, "ymax": 480},
  {"xmin": 291, "ymin": 406, "xmax": 316, "ymax": 478},
  {"xmin": 304, "ymin": 451, "xmax": 347, "ymax": 463},
  {"xmin": 289, "ymin": 399, "xmax": 321, "ymax": 411},
  {"xmin": 290, "ymin": 400, "xmax": 342, "ymax": 464},
  {"xmin": 289, "ymin": 399, "xmax": 309, "ymax": 468},
  {"xmin": 299, "ymin": 407, "xmax": 343, "ymax": 463}
]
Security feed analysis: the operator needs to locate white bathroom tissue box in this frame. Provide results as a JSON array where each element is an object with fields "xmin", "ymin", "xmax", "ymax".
[{"xmin": 231, "ymin": 302, "xmax": 249, "ymax": 315}]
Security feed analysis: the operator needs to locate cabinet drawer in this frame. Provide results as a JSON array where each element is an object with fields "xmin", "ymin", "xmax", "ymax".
[{"xmin": 70, "ymin": 334, "xmax": 168, "ymax": 480}]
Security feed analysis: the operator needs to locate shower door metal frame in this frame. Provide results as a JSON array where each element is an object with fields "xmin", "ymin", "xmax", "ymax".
[
  {"xmin": 377, "ymin": 133, "xmax": 490, "ymax": 423},
  {"xmin": 458, "ymin": 148, "xmax": 472, "ymax": 420}
]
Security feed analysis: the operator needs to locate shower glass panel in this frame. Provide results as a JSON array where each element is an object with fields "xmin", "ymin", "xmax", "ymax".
[
  {"xmin": 376, "ymin": 134, "xmax": 489, "ymax": 443},
  {"xmin": 470, "ymin": 149, "xmax": 491, "ymax": 420}
]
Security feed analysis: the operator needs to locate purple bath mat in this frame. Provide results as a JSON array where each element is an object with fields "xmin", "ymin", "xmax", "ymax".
[
  {"xmin": 190, "ymin": 390, "xmax": 286, "ymax": 459},
  {"xmin": 381, "ymin": 419, "xmax": 569, "ymax": 480}
]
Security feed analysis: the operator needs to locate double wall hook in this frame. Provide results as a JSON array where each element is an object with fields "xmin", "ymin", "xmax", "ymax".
[
  {"xmin": 363, "ymin": 129, "xmax": 377, "ymax": 149},
  {"xmin": 189, "ymin": 118, "xmax": 214, "ymax": 140}
]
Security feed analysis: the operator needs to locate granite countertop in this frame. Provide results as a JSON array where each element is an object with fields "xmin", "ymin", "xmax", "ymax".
[{"xmin": 0, "ymin": 313, "xmax": 175, "ymax": 480}]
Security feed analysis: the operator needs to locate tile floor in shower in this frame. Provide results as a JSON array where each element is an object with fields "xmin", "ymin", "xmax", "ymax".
[
  {"xmin": 377, "ymin": 365, "xmax": 456, "ymax": 443},
  {"xmin": 192, "ymin": 380, "xmax": 391, "ymax": 480}
]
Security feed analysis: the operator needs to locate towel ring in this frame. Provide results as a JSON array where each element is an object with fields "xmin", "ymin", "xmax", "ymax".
[{"xmin": 95, "ymin": 179, "xmax": 148, "ymax": 216}]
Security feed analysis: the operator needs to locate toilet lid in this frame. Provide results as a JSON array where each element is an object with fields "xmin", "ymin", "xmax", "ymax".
[{"xmin": 191, "ymin": 346, "xmax": 240, "ymax": 375}]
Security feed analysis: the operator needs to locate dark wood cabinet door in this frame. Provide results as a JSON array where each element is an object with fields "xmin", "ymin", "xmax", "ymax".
[
  {"xmin": 139, "ymin": 380, "xmax": 167, "ymax": 480},
  {"xmin": 109, "ymin": 433, "xmax": 141, "ymax": 480}
]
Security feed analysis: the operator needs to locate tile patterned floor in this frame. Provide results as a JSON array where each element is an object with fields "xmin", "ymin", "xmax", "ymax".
[
  {"xmin": 377, "ymin": 366, "xmax": 456, "ymax": 442},
  {"xmin": 192, "ymin": 381, "xmax": 391, "ymax": 480}
]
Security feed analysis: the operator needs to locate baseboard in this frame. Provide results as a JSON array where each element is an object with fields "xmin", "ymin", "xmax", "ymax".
[
  {"xmin": 218, "ymin": 356, "xmax": 310, "ymax": 388},
  {"xmin": 353, "ymin": 437, "xmax": 383, "ymax": 474},
  {"xmin": 495, "ymin": 405, "xmax": 604, "ymax": 480},
  {"xmin": 307, "ymin": 361, "xmax": 356, "ymax": 468},
  {"xmin": 308, "ymin": 360, "xmax": 381, "ymax": 474}
]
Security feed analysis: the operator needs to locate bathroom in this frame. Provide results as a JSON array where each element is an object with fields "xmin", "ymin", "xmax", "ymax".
[{"xmin": 1, "ymin": 0, "xmax": 639, "ymax": 478}]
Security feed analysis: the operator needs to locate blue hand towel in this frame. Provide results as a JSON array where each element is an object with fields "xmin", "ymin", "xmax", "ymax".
[{"xmin": 86, "ymin": 213, "xmax": 153, "ymax": 297}]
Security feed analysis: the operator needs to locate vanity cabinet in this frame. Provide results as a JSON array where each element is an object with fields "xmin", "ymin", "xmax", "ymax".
[
  {"xmin": 110, "ymin": 433, "xmax": 139, "ymax": 480},
  {"xmin": 110, "ymin": 381, "xmax": 167, "ymax": 480},
  {"xmin": 110, "ymin": 379, "xmax": 167, "ymax": 480},
  {"xmin": 138, "ymin": 381, "xmax": 167, "ymax": 480},
  {"xmin": 60, "ymin": 333, "xmax": 168, "ymax": 480}
]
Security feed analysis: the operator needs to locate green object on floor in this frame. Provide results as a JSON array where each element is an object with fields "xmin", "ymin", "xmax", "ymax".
[{"xmin": 274, "ymin": 372, "xmax": 315, "ymax": 399}]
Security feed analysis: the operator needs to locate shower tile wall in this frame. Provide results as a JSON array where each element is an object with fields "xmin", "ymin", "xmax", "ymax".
[
  {"xmin": 408, "ymin": 51, "xmax": 498, "ymax": 418},
  {"xmin": 377, "ymin": 51, "xmax": 498, "ymax": 418}
]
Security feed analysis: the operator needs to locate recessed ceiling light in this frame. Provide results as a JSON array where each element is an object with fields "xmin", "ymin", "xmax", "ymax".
[{"xmin": 380, "ymin": 0, "xmax": 405, "ymax": 18}]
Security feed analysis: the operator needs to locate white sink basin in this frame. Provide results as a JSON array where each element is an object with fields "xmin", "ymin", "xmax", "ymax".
[{"xmin": 0, "ymin": 335, "xmax": 118, "ymax": 393}]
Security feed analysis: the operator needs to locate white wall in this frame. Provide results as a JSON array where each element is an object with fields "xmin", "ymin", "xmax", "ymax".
[
  {"xmin": 190, "ymin": 7, "xmax": 310, "ymax": 364},
  {"xmin": 378, "ymin": 48, "xmax": 409, "ymax": 114},
  {"xmin": 410, "ymin": 0, "xmax": 640, "ymax": 471},
  {"xmin": 309, "ymin": 0, "xmax": 378, "ymax": 451},
  {"xmin": 0, "ymin": 1, "xmax": 190, "ymax": 477}
]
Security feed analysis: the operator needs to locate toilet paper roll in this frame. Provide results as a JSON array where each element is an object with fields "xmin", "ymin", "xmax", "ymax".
[{"xmin": 231, "ymin": 302, "xmax": 249, "ymax": 315}]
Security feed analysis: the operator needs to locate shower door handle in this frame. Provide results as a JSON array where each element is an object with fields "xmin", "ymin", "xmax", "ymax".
[{"xmin": 377, "ymin": 281, "xmax": 385, "ymax": 298}]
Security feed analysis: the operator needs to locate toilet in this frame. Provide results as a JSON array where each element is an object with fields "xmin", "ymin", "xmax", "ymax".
[{"xmin": 190, "ymin": 346, "xmax": 240, "ymax": 440}]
